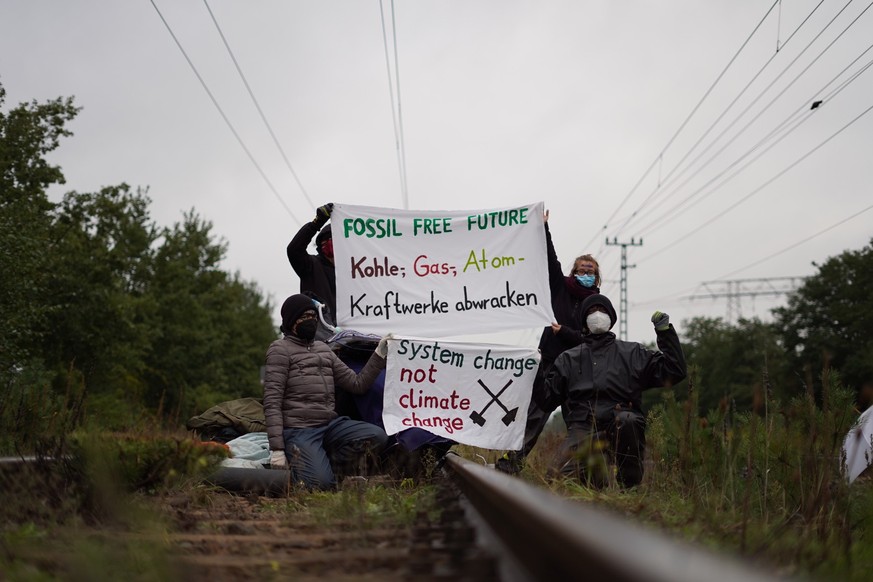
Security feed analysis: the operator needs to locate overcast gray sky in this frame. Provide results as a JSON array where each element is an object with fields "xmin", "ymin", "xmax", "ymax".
[{"xmin": 2, "ymin": 0, "xmax": 871, "ymax": 343}]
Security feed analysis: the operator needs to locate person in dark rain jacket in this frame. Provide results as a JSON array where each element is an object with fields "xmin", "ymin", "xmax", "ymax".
[
  {"xmin": 538, "ymin": 294, "xmax": 686, "ymax": 488},
  {"xmin": 497, "ymin": 211, "xmax": 602, "ymax": 473}
]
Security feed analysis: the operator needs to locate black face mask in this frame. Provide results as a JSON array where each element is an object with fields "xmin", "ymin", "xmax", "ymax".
[{"xmin": 294, "ymin": 319, "xmax": 318, "ymax": 341}]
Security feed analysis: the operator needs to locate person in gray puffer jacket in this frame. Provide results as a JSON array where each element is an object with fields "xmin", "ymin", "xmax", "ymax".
[{"xmin": 264, "ymin": 294, "xmax": 389, "ymax": 490}]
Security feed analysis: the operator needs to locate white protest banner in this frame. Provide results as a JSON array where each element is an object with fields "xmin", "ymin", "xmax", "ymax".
[
  {"xmin": 382, "ymin": 336, "xmax": 540, "ymax": 450},
  {"xmin": 332, "ymin": 202, "xmax": 554, "ymax": 337}
]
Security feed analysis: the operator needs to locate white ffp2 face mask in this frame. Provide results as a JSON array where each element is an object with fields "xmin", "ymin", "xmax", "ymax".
[{"xmin": 586, "ymin": 311, "xmax": 611, "ymax": 334}]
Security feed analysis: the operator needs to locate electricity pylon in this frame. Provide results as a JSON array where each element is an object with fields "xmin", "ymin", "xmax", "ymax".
[
  {"xmin": 685, "ymin": 277, "xmax": 805, "ymax": 322},
  {"xmin": 605, "ymin": 237, "xmax": 643, "ymax": 340}
]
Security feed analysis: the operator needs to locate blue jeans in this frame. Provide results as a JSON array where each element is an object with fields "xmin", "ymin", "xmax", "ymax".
[{"xmin": 282, "ymin": 416, "xmax": 388, "ymax": 490}]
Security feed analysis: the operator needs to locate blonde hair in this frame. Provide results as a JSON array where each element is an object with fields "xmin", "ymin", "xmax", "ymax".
[{"xmin": 569, "ymin": 254, "xmax": 601, "ymax": 287}]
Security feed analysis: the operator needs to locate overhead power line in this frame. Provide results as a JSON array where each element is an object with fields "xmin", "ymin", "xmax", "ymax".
[
  {"xmin": 650, "ymin": 0, "xmax": 868, "ymax": 213},
  {"xmin": 716, "ymin": 201, "xmax": 873, "ymax": 279},
  {"xmin": 631, "ymin": 201, "xmax": 873, "ymax": 311},
  {"xmin": 606, "ymin": 1, "xmax": 873, "ymax": 278},
  {"xmin": 380, "ymin": 0, "xmax": 410, "ymax": 209},
  {"xmin": 633, "ymin": 41, "xmax": 873, "ymax": 239},
  {"xmin": 614, "ymin": 0, "xmax": 862, "ymax": 240},
  {"xmin": 582, "ymin": 0, "xmax": 781, "ymax": 251},
  {"xmin": 637, "ymin": 99, "xmax": 873, "ymax": 264},
  {"xmin": 565, "ymin": 2, "xmax": 871, "ymax": 313},
  {"xmin": 148, "ymin": 0, "xmax": 303, "ymax": 226},
  {"xmin": 203, "ymin": 0, "xmax": 315, "ymax": 211},
  {"xmin": 606, "ymin": 0, "xmax": 829, "ymax": 239}
]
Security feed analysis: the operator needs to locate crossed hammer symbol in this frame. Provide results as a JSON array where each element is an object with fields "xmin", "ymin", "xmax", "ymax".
[{"xmin": 469, "ymin": 379, "xmax": 519, "ymax": 427}]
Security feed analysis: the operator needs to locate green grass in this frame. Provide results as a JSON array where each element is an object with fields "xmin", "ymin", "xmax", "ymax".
[
  {"xmin": 270, "ymin": 479, "xmax": 438, "ymax": 532},
  {"xmin": 481, "ymin": 368, "xmax": 873, "ymax": 580},
  {"xmin": 0, "ymin": 426, "xmax": 229, "ymax": 580},
  {"xmin": 4, "ymin": 364, "xmax": 873, "ymax": 580}
]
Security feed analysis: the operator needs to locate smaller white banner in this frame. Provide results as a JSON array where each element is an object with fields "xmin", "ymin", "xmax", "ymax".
[{"xmin": 382, "ymin": 336, "xmax": 540, "ymax": 450}]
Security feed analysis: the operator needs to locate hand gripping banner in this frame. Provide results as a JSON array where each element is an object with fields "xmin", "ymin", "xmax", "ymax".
[
  {"xmin": 382, "ymin": 336, "xmax": 540, "ymax": 450},
  {"xmin": 333, "ymin": 202, "xmax": 555, "ymax": 337}
]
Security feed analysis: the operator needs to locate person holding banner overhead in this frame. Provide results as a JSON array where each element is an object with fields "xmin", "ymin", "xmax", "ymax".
[
  {"xmin": 497, "ymin": 211, "xmax": 602, "ymax": 474},
  {"xmin": 538, "ymin": 294, "xmax": 686, "ymax": 488},
  {"xmin": 264, "ymin": 293, "xmax": 390, "ymax": 490},
  {"xmin": 287, "ymin": 202, "xmax": 337, "ymax": 336}
]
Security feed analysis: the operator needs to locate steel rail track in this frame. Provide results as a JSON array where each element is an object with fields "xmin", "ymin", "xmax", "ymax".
[{"xmin": 442, "ymin": 453, "xmax": 783, "ymax": 582}]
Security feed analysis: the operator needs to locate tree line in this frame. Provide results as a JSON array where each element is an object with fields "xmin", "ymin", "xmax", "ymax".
[
  {"xmin": 675, "ymin": 239, "xmax": 873, "ymax": 415},
  {"xmin": 1, "ymin": 82, "xmax": 276, "ymax": 430},
  {"xmin": 2, "ymin": 81, "xmax": 871, "ymax": 437}
]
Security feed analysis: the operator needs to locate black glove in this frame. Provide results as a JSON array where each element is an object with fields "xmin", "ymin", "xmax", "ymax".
[
  {"xmin": 313, "ymin": 203, "xmax": 334, "ymax": 228},
  {"xmin": 651, "ymin": 311, "xmax": 670, "ymax": 331}
]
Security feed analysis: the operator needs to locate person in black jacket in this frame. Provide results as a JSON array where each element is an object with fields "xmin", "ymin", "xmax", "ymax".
[
  {"xmin": 287, "ymin": 203, "xmax": 337, "ymax": 334},
  {"xmin": 538, "ymin": 294, "xmax": 686, "ymax": 488},
  {"xmin": 497, "ymin": 211, "xmax": 601, "ymax": 474}
]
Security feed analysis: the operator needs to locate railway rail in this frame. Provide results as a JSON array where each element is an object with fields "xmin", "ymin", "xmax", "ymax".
[
  {"xmin": 440, "ymin": 453, "xmax": 783, "ymax": 582},
  {"xmin": 2, "ymin": 454, "xmax": 788, "ymax": 580}
]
